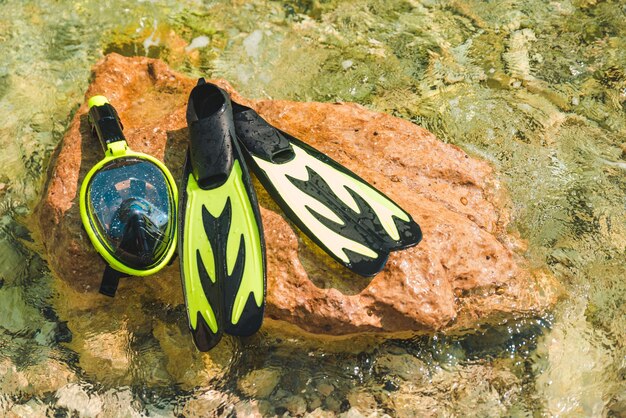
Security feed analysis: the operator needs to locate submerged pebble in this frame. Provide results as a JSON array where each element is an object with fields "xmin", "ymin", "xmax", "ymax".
[
  {"xmin": 237, "ymin": 368, "xmax": 281, "ymax": 398},
  {"xmin": 317, "ymin": 382, "xmax": 335, "ymax": 397},
  {"xmin": 283, "ymin": 394, "xmax": 308, "ymax": 416},
  {"xmin": 185, "ymin": 35, "xmax": 210, "ymax": 52},
  {"xmin": 374, "ymin": 354, "xmax": 429, "ymax": 383},
  {"xmin": 55, "ymin": 384, "xmax": 103, "ymax": 418},
  {"xmin": 244, "ymin": 29, "xmax": 263, "ymax": 59},
  {"xmin": 346, "ymin": 389, "xmax": 378, "ymax": 414}
]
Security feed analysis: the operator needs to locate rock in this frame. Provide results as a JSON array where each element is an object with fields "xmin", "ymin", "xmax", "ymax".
[
  {"xmin": 256, "ymin": 400, "xmax": 275, "ymax": 417},
  {"xmin": 152, "ymin": 320, "xmax": 237, "ymax": 389},
  {"xmin": 36, "ymin": 53, "xmax": 558, "ymax": 337},
  {"xmin": 55, "ymin": 383, "xmax": 104, "ymax": 418},
  {"xmin": 22, "ymin": 359, "xmax": 75, "ymax": 395},
  {"xmin": 307, "ymin": 394, "xmax": 323, "ymax": 411},
  {"xmin": 234, "ymin": 400, "xmax": 266, "ymax": 418},
  {"xmin": 609, "ymin": 392, "xmax": 626, "ymax": 417},
  {"xmin": 0, "ymin": 357, "xmax": 74, "ymax": 398},
  {"xmin": 5, "ymin": 399, "xmax": 48, "ymax": 418},
  {"xmin": 374, "ymin": 353, "xmax": 429, "ymax": 383},
  {"xmin": 345, "ymin": 389, "xmax": 378, "ymax": 414},
  {"xmin": 324, "ymin": 396, "xmax": 342, "ymax": 413},
  {"xmin": 99, "ymin": 388, "xmax": 143, "ymax": 417},
  {"xmin": 282, "ymin": 395, "xmax": 308, "ymax": 416},
  {"xmin": 317, "ymin": 382, "xmax": 335, "ymax": 397},
  {"xmin": 381, "ymin": 363, "xmax": 523, "ymax": 417},
  {"xmin": 339, "ymin": 407, "xmax": 366, "ymax": 418},
  {"xmin": 306, "ymin": 408, "xmax": 336, "ymax": 418},
  {"xmin": 237, "ymin": 368, "xmax": 281, "ymax": 398},
  {"xmin": 182, "ymin": 390, "xmax": 234, "ymax": 417},
  {"xmin": 273, "ymin": 388, "xmax": 292, "ymax": 402},
  {"xmin": 81, "ymin": 328, "xmax": 131, "ymax": 372},
  {"xmin": 0, "ymin": 359, "xmax": 29, "ymax": 395},
  {"xmin": 389, "ymin": 393, "xmax": 441, "ymax": 418}
]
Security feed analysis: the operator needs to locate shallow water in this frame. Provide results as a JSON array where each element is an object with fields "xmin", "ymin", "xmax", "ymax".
[{"xmin": 0, "ymin": 0, "xmax": 624, "ymax": 416}]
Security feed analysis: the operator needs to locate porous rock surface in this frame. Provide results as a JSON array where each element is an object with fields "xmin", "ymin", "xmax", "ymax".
[{"xmin": 36, "ymin": 53, "xmax": 558, "ymax": 336}]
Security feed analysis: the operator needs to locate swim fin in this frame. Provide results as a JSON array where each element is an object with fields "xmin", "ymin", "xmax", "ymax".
[
  {"xmin": 231, "ymin": 100, "xmax": 422, "ymax": 277},
  {"xmin": 179, "ymin": 80, "xmax": 266, "ymax": 351}
]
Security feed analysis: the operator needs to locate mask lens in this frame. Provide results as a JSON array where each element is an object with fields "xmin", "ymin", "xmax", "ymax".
[{"xmin": 86, "ymin": 157, "xmax": 175, "ymax": 269}]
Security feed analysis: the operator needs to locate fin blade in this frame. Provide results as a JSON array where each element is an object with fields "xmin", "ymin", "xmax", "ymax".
[
  {"xmin": 234, "ymin": 106, "xmax": 422, "ymax": 276},
  {"xmin": 179, "ymin": 156, "xmax": 223, "ymax": 351},
  {"xmin": 221, "ymin": 150, "xmax": 265, "ymax": 336}
]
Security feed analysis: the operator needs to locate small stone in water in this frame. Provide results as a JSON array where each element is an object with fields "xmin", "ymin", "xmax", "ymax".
[
  {"xmin": 384, "ymin": 379, "xmax": 399, "ymax": 391},
  {"xmin": 571, "ymin": 96, "xmax": 579, "ymax": 106},
  {"xmin": 283, "ymin": 395, "xmax": 307, "ymax": 416},
  {"xmin": 244, "ymin": 30, "xmax": 263, "ymax": 59},
  {"xmin": 340, "ymin": 399, "xmax": 351, "ymax": 412},
  {"xmin": 325, "ymin": 396, "xmax": 342, "ymax": 412},
  {"xmin": 185, "ymin": 36, "xmax": 210, "ymax": 52},
  {"xmin": 317, "ymin": 382, "xmax": 334, "ymax": 396},
  {"xmin": 237, "ymin": 368, "xmax": 281, "ymax": 398},
  {"xmin": 342, "ymin": 60, "xmax": 353, "ymax": 70}
]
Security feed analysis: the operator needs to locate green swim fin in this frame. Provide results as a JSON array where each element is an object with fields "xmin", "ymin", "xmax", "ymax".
[
  {"xmin": 231, "ymin": 98, "xmax": 422, "ymax": 277},
  {"xmin": 179, "ymin": 80, "xmax": 266, "ymax": 351}
]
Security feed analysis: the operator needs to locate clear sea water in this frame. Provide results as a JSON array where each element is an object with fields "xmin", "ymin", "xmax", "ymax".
[{"xmin": 0, "ymin": 0, "xmax": 624, "ymax": 416}]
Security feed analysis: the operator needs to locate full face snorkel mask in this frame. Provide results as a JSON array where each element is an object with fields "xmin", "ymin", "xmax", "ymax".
[{"xmin": 79, "ymin": 96, "xmax": 178, "ymax": 296}]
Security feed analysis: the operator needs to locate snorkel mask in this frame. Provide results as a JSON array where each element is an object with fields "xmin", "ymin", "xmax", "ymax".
[{"xmin": 79, "ymin": 96, "xmax": 178, "ymax": 296}]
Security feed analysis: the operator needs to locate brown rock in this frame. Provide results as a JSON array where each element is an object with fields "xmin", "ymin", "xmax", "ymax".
[
  {"xmin": 181, "ymin": 389, "xmax": 235, "ymax": 417},
  {"xmin": 36, "ymin": 53, "xmax": 558, "ymax": 337},
  {"xmin": 237, "ymin": 368, "xmax": 281, "ymax": 399},
  {"xmin": 346, "ymin": 389, "xmax": 378, "ymax": 414},
  {"xmin": 282, "ymin": 395, "xmax": 308, "ymax": 416},
  {"xmin": 374, "ymin": 353, "xmax": 429, "ymax": 383}
]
